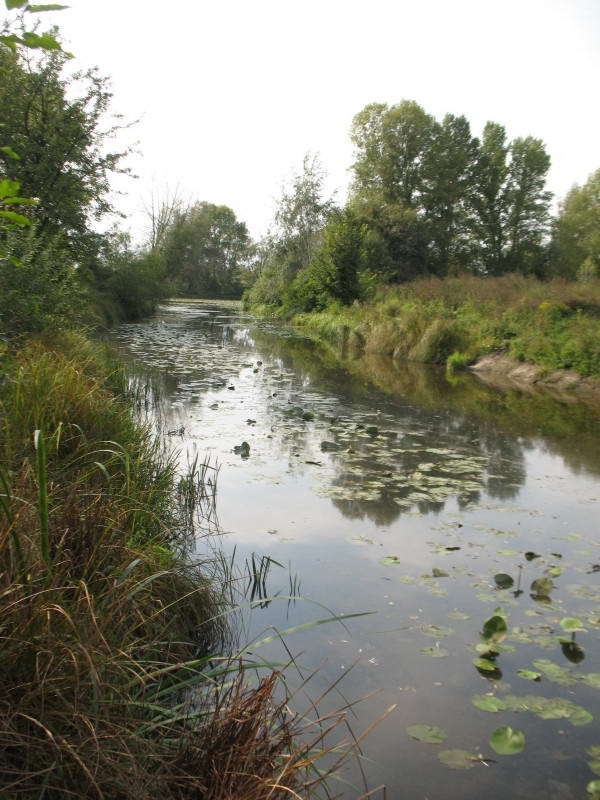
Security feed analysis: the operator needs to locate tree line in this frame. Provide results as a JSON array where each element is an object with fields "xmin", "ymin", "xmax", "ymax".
[{"xmin": 1, "ymin": 8, "xmax": 599, "ymax": 339}]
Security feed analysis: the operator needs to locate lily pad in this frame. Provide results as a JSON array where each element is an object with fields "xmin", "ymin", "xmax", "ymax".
[
  {"xmin": 473, "ymin": 657, "xmax": 497, "ymax": 672},
  {"xmin": 406, "ymin": 724, "xmax": 447, "ymax": 744},
  {"xmin": 516, "ymin": 669, "xmax": 542, "ymax": 681},
  {"xmin": 588, "ymin": 780, "xmax": 600, "ymax": 800},
  {"xmin": 421, "ymin": 624, "xmax": 453, "ymax": 638},
  {"xmin": 582, "ymin": 674, "xmax": 600, "ymax": 689},
  {"xmin": 482, "ymin": 610, "xmax": 508, "ymax": 643},
  {"xmin": 471, "ymin": 694, "xmax": 508, "ymax": 713},
  {"xmin": 437, "ymin": 749, "xmax": 478, "ymax": 770},
  {"xmin": 560, "ymin": 617, "xmax": 586, "ymax": 633},
  {"xmin": 494, "ymin": 573, "xmax": 514, "ymax": 589},
  {"xmin": 531, "ymin": 577, "xmax": 554, "ymax": 598},
  {"xmin": 379, "ymin": 556, "xmax": 401, "ymax": 566},
  {"xmin": 490, "ymin": 726, "xmax": 525, "ymax": 755},
  {"xmin": 432, "ymin": 568, "xmax": 449, "ymax": 578},
  {"xmin": 421, "ymin": 646, "xmax": 449, "ymax": 658}
]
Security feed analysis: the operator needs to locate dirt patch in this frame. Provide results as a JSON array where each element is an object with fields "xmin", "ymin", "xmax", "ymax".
[{"xmin": 471, "ymin": 353, "xmax": 600, "ymax": 399}]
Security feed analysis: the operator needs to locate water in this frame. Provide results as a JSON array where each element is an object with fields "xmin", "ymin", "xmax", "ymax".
[{"xmin": 109, "ymin": 300, "xmax": 600, "ymax": 799}]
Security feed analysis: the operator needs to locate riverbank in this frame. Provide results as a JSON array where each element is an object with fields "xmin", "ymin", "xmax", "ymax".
[
  {"xmin": 284, "ymin": 275, "xmax": 600, "ymax": 394},
  {"xmin": 0, "ymin": 332, "xmax": 347, "ymax": 799}
]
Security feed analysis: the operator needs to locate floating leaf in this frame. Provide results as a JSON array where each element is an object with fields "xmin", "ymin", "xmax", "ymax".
[
  {"xmin": 482, "ymin": 611, "xmax": 508, "ymax": 643},
  {"xmin": 588, "ymin": 781, "xmax": 600, "ymax": 800},
  {"xmin": 531, "ymin": 577, "xmax": 554, "ymax": 597},
  {"xmin": 406, "ymin": 724, "xmax": 447, "ymax": 744},
  {"xmin": 582, "ymin": 674, "xmax": 600, "ymax": 689},
  {"xmin": 532, "ymin": 659, "xmax": 577, "ymax": 686},
  {"xmin": 516, "ymin": 669, "xmax": 542, "ymax": 681},
  {"xmin": 589, "ymin": 762, "xmax": 600, "ymax": 778},
  {"xmin": 473, "ymin": 657, "xmax": 497, "ymax": 672},
  {"xmin": 525, "ymin": 551, "xmax": 540, "ymax": 561},
  {"xmin": 560, "ymin": 617, "xmax": 586, "ymax": 633},
  {"xmin": 421, "ymin": 646, "xmax": 449, "ymax": 658},
  {"xmin": 447, "ymin": 611, "xmax": 470, "ymax": 620},
  {"xmin": 472, "ymin": 694, "xmax": 507, "ymax": 713},
  {"xmin": 490, "ymin": 726, "xmax": 525, "ymax": 755},
  {"xmin": 494, "ymin": 573, "xmax": 514, "ymax": 589},
  {"xmin": 437, "ymin": 749, "xmax": 478, "ymax": 770},
  {"xmin": 546, "ymin": 566, "xmax": 563, "ymax": 577},
  {"xmin": 421, "ymin": 624, "xmax": 453, "ymax": 638},
  {"xmin": 497, "ymin": 549, "xmax": 519, "ymax": 556},
  {"xmin": 432, "ymin": 568, "xmax": 449, "ymax": 578},
  {"xmin": 379, "ymin": 556, "xmax": 401, "ymax": 566}
]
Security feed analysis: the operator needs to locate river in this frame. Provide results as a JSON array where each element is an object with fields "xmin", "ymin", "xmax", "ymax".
[{"xmin": 109, "ymin": 299, "xmax": 600, "ymax": 800}]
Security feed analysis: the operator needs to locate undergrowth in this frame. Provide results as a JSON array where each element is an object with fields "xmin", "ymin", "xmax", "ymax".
[
  {"xmin": 292, "ymin": 274, "xmax": 600, "ymax": 378},
  {"xmin": 0, "ymin": 333, "xmax": 363, "ymax": 799}
]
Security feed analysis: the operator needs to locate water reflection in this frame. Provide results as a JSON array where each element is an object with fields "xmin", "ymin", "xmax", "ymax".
[{"xmin": 109, "ymin": 301, "xmax": 600, "ymax": 800}]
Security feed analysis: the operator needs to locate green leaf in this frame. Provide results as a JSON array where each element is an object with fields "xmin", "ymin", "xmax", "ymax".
[
  {"xmin": 0, "ymin": 179, "xmax": 20, "ymax": 199},
  {"xmin": 588, "ymin": 780, "xmax": 600, "ymax": 800},
  {"xmin": 482, "ymin": 612, "xmax": 508, "ymax": 643},
  {"xmin": 20, "ymin": 31, "xmax": 62, "ymax": 50},
  {"xmin": 473, "ymin": 657, "xmax": 497, "ymax": 672},
  {"xmin": 421, "ymin": 646, "xmax": 449, "ymax": 658},
  {"xmin": 379, "ymin": 556, "xmax": 401, "ymax": 566},
  {"xmin": 589, "ymin": 762, "xmax": 600, "ymax": 778},
  {"xmin": 0, "ymin": 210, "xmax": 31, "ymax": 226},
  {"xmin": 494, "ymin": 573, "xmax": 514, "ymax": 589},
  {"xmin": 3, "ymin": 197, "xmax": 38, "ymax": 206},
  {"xmin": 0, "ymin": 146, "xmax": 20, "ymax": 160},
  {"xmin": 490, "ymin": 726, "xmax": 525, "ymax": 755},
  {"xmin": 531, "ymin": 577, "xmax": 554, "ymax": 597},
  {"xmin": 582, "ymin": 674, "xmax": 600, "ymax": 690},
  {"xmin": 560, "ymin": 617, "xmax": 586, "ymax": 632},
  {"xmin": 406, "ymin": 724, "xmax": 447, "ymax": 744},
  {"xmin": 516, "ymin": 669, "xmax": 542, "ymax": 681},
  {"xmin": 26, "ymin": 3, "xmax": 70, "ymax": 10},
  {"xmin": 5, "ymin": 0, "xmax": 29, "ymax": 8},
  {"xmin": 437, "ymin": 749, "xmax": 478, "ymax": 770},
  {"xmin": 471, "ymin": 694, "xmax": 507, "ymax": 713}
]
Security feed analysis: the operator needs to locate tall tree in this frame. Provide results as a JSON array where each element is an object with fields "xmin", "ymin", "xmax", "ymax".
[
  {"xmin": 470, "ymin": 121, "xmax": 510, "ymax": 274},
  {"xmin": 421, "ymin": 113, "xmax": 479, "ymax": 274},
  {"xmin": 0, "ymin": 36, "xmax": 132, "ymax": 259},
  {"xmin": 503, "ymin": 136, "xmax": 552, "ymax": 273},
  {"xmin": 163, "ymin": 202, "xmax": 250, "ymax": 298},
  {"xmin": 351, "ymin": 100, "xmax": 435, "ymax": 207}
]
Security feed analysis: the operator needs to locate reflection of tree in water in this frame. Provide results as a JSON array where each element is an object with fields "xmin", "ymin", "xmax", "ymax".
[{"xmin": 117, "ymin": 306, "xmax": 600, "ymax": 528}]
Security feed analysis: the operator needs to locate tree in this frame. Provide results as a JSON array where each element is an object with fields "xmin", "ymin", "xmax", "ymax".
[
  {"xmin": 244, "ymin": 153, "xmax": 335, "ymax": 307},
  {"xmin": 163, "ymin": 202, "xmax": 251, "ymax": 298},
  {"xmin": 503, "ymin": 136, "xmax": 552, "ymax": 274},
  {"xmin": 0, "ymin": 30, "xmax": 132, "ymax": 260},
  {"xmin": 550, "ymin": 168, "xmax": 600, "ymax": 280},
  {"xmin": 285, "ymin": 208, "xmax": 364, "ymax": 312},
  {"xmin": 421, "ymin": 113, "xmax": 479, "ymax": 274},
  {"xmin": 350, "ymin": 100, "xmax": 435, "ymax": 207},
  {"xmin": 470, "ymin": 122, "xmax": 510, "ymax": 274}
]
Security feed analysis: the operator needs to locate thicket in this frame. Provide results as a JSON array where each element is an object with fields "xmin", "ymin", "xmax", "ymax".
[{"xmin": 294, "ymin": 275, "xmax": 600, "ymax": 378}]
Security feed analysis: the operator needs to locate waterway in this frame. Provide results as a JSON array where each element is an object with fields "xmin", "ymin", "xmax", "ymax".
[{"xmin": 109, "ymin": 300, "xmax": 600, "ymax": 800}]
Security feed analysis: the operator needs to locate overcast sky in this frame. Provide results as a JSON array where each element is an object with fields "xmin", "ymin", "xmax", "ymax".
[{"xmin": 33, "ymin": 0, "xmax": 600, "ymax": 241}]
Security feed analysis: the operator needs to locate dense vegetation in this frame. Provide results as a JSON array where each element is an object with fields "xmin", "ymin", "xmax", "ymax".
[
  {"xmin": 241, "ymin": 104, "xmax": 600, "ymax": 379},
  {"xmin": 0, "ymin": 7, "xmax": 350, "ymax": 798}
]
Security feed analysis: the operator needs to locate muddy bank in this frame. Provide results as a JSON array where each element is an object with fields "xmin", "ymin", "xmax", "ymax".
[{"xmin": 470, "ymin": 353, "xmax": 600, "ymax": 399}]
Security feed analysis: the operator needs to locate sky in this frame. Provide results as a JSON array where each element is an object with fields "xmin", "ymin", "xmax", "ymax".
[{"xmin": 27, "ymin": 0, "xmax": 600, "ymax": 242}]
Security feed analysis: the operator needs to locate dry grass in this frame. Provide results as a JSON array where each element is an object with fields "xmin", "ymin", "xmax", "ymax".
[{"xmin": 0, "ymin": 334, "xmax": 368, "ymax": 799}]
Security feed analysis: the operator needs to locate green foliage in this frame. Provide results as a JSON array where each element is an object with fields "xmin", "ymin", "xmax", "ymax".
[
  {"xmin": 551, "ymin": 168, "xmax": 600, "ymax": 280},
  {"xmin": 0, "ymin": 228, "xmax": 81, "ymax": 337},
  {"xmin": 284, "ymin": 209, "xmax": 364, "ymax": 313},
  {"xmin": 163, "ymin": 202, "xmax": 250, "ymax": 298}
]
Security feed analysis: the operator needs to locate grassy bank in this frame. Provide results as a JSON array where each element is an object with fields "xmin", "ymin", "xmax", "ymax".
[
  {"xmin": 291, "ymin": 275, "xmax": 600, "ymax": 379},
  {"xmin": 0, "ymin": 333, "xmax": 350, "ymax": 799}
]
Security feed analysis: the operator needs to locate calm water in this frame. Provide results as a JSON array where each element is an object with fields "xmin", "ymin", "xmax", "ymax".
[{"xmin": 110, "ymin": 300, "xmax": 600, "ymax": 800}]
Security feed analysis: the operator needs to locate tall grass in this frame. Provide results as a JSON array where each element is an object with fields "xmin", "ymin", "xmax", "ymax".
[
  {"xmin": 294, "ymin": 274, "xmax": 600, "ymax": 378},
  {"xmin": 0, "ymin": 333, "xmax": 367, "ymax": 799}
]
